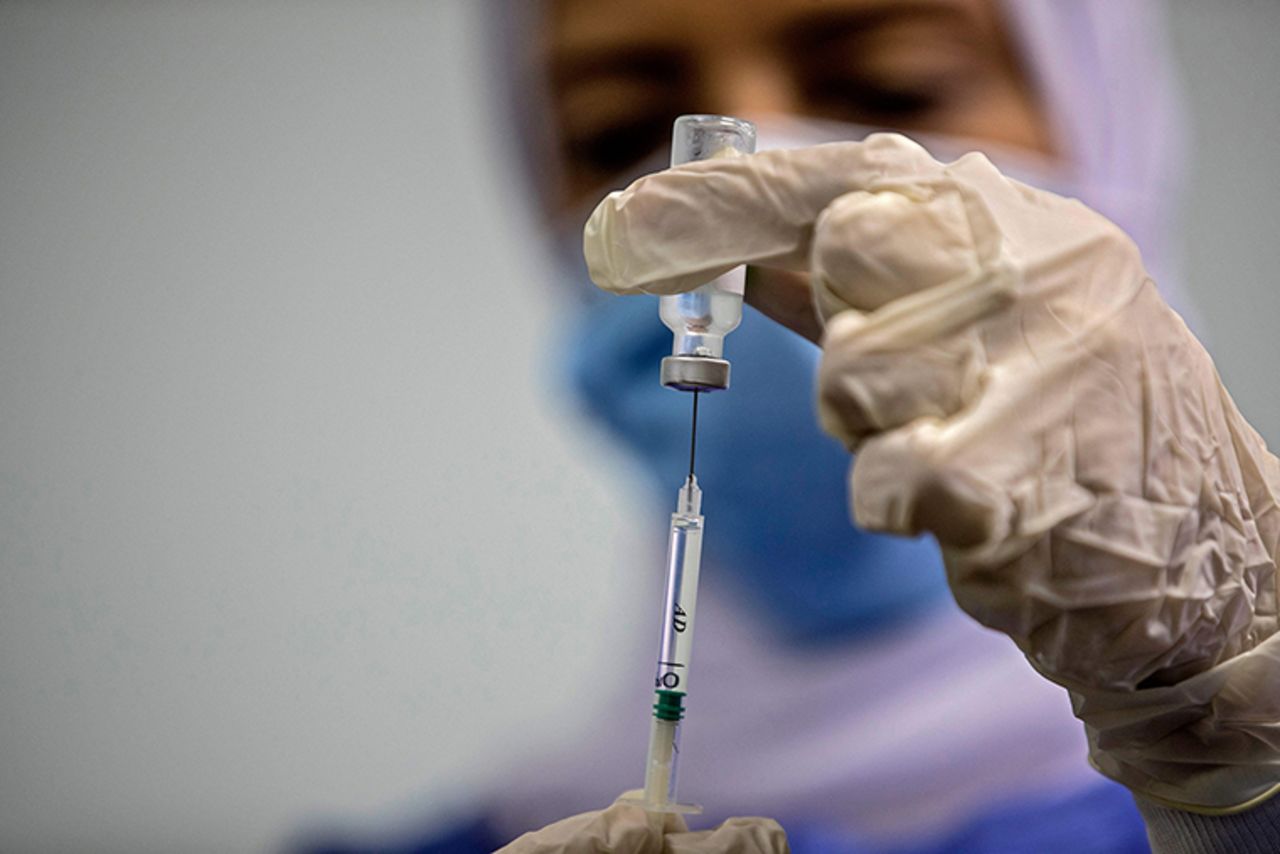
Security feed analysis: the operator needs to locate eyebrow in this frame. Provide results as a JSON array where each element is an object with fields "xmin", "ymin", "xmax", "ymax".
[{"xmin": 778, "ymin": 1, "xmax": 974, "ymax": 53}]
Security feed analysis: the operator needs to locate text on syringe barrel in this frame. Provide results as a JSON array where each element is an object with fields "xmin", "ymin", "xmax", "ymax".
[{"xmin": 655, "ymin": 511, "xmax": 704, "ymax": 693}]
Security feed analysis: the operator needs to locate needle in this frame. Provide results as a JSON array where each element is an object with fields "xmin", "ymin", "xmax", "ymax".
[{"xmin": 688, "ymin": 390, "xmax": 699, "ymax": 480}]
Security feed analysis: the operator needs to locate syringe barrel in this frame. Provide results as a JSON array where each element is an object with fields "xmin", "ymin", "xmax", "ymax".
[
  {"xmin": 654, "ymin": 477, "xmax": 704, "ymax": 696},
  {"xmin": 659, "ymin": 115, "xmax": 757, "ymax": 391},
  {"xmin": 637, "ymin": 478, "xmax": 704, "ymax": 813}
]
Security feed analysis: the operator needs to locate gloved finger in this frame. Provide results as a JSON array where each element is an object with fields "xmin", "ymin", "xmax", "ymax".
[
  {"xmin": 584, "ymin": 133, "xmax": 941, "ymax": 296},
  {"xmin": 664, "ymin": 817, "xmax": 790, "ymax": 854},
  {"xmin": 849, "ymin": 421, "xmax": 1012, "ymax": 549},
  {"xmin": 818, "ymin": 319, "xmax": 988, "ymax": 448},
  {"xmin": 810, "ymin": 166, "xmax": 1015, "ymax": 446},
  {"xmin": 815, "ymin": 257, "xmax": 1014, "ymax": 447},
  {"xmin": 844, "ymin": 351, "xmax": 1096, "ymax": 551}
]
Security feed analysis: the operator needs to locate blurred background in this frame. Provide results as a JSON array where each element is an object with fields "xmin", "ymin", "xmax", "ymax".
[{"xmin": 1, "ymin": 1, "xmax": 1278, "ymax": 852}]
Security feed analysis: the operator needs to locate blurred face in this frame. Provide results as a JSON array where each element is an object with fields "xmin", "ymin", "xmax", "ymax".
[{"xmin": 541, "ymin": 0, "xmax": 1053, "ymax": 211}]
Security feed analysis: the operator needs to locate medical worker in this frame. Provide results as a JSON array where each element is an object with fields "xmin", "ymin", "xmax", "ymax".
[{"xmin": 303, "ymin": 2, "xmax": 1278, "ymax": 853}]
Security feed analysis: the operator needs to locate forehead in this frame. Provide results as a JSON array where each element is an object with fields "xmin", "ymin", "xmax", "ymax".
[{"xmin": 547, "ymin": 0, "xmax": 1002, "ymax": 51}]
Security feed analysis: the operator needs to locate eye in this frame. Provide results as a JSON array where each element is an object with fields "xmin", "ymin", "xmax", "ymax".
[
  {"xmin": 565, "ymin": 115, "xmax": 670, "ymax": 179},
  {"xmin": 806, "ymin": 77, "xmax": 947, "ymax": 125},
  {"xmin": 783, "ymin": 11, "xmax": 981, "ymax": 131},
  {"xmin": 852, "ymin": 84, "xmax": 945, "ymax": 121}
]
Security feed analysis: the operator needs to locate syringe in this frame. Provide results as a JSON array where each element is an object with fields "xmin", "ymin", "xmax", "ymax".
[{"xmin": 623, "ymin": 115, "xmax": 756, "ymax": 816}]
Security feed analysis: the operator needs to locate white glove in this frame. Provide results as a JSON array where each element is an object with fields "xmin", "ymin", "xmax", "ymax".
[
  {"xmin": 496, "ymin": 792, "xmax": 789, "ymax": 853},
  {"xmin": 584, "ymin": 134, "xmax": 1280, "ymax": 813}
]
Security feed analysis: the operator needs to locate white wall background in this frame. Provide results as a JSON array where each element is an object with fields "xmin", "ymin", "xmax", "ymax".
[
  {"xmin": 0, "ymin": 3, "xmax": 645, "ymax": 852},
  {"xmin": 1166, "ymin": 0, "xmax": 1280, "ymax": 442},
  {"xmin": 0, "ymin": 2, "xmax": 1276, "ymax": 852}
]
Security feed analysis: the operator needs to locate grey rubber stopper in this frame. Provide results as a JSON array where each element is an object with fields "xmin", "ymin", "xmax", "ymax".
[{"xmin": 661, "ymin": 355, "xmax": 730, "ymax": 392}]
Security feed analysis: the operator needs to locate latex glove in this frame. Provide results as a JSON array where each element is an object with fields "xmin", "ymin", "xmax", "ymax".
[
  {"xmin": 584, "ymin": 134, "xmax": 1280, "ymax": 813},
  {"xmin": 497, "ymin": 792, "xmax": 789, "ymax": 853}
]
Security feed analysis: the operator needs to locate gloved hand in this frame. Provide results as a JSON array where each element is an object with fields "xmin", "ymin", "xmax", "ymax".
[
  {"xmin": 584, "ymin": 134, "xmax": 1280, "ymax": 813},
  {"xmin": 496, "ymin": 792, "xmax": 789, "ymax": 853}
]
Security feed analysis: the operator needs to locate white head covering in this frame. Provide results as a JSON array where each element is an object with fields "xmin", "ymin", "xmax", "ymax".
[{"xmin": 998, "ymin": 0, "xmax": 1194, "ymax": 322}]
